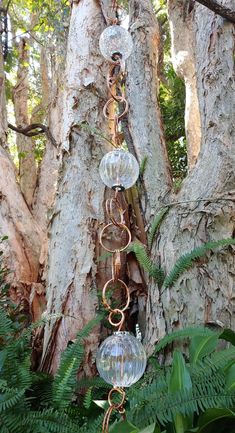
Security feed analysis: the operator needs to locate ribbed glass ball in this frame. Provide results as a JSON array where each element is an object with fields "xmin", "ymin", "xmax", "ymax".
[
  {"xmin": 99, "ymin": 25, "xmax": 133, "ymax": 62},
  {"xmin": 99, "ymin": 149, "xmax": 139, "ymax": 190},
  {"xmin": 96, "ymin": 332, "xmax": 147, "ymax": 387}
]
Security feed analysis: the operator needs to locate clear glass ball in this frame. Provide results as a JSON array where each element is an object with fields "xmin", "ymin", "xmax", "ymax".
[
  {"xmin": 96, "ymin": 331, "xmax": 147, "ymax": 387},
  {"xmin": 99, "ymin": 149, "xmax": 139, "ymax": 190},
  {"xmin": 99, "ymin": 25, "xmax": 133, "ymax": 62}
]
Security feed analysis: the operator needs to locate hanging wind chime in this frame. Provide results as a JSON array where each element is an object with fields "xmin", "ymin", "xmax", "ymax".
[{"xmin": 96, "ymin": 3, "xmax": 147, "ymax": 432}]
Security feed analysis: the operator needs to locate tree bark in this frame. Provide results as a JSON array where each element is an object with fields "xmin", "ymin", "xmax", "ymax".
[
  {"xmin": 145, "ymin": 0, "xmax": 235, "ymax": 350},
  {"xmin": 41, "ymin": 0, "xmax": 111, "ymax": 374},
  {"xmin": 13, "ymin": 38, "xmax": 37, "ymax": 208},
  {"xmin": 195, "ymin": 0, "xmax": 235, "ymax": 23},
  {"xmin": 168, "ymin": 0, "xmax": 201, "ymax": 169},
  {"xmin": 127, "ymin": 0, "xmax": 172, "ymax": 216}
]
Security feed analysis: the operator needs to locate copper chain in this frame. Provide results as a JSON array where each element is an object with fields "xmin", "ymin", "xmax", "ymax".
[{"xmin": 100, "ymin": 32, "xmax": 130, "ymax": 432}]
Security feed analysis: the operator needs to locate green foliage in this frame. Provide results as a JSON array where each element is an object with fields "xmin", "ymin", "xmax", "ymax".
[
  {"xmin": 0, "ymin": 292, "xmax": 103, "ymax": 433},
  {"xmin": 125, "ymin": 327, "xmax": 235, "ymax": 433},
  {"xmin": 52, "ymin": 315, "xmax": 102, "ymax": 410},
  {"xmin": 163, "ymin": 238, "xmax": 235, "ymax": 288},
  {"xmin": 159, "ymin": 64, "xmax": 187, "ymax": 183},
  {"xmin": 128, "ymin": 241, "xmax": 164, "ymax": 285},
  {"xmin": 148, "ymin": 208, "xmax": 169, "ymax": 248}
]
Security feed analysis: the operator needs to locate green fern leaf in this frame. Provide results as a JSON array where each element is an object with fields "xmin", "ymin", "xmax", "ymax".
[
  {"xmin": 154, "ymin": 327, "xmax": 218, "ymax": 353},
  {"xmin": 128, "ymin": 242, "xmax": 164, "ymax": 285},
  {"xmin": 163, "ymin": 238, "xmax": 235, "ymax": 288},
  {"xmin": 148, "ymin": 208, "xmax": 169, "ymax": 248},
  {"xmin": 52, "ymin": 315, "xmax": 102, "ymax": 410}
]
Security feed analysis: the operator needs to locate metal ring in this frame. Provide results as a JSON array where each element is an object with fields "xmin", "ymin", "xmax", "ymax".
[
  {"xmin": 102, "ymin": 278, "xmax": 130, "ymax": 312},
  {"xmin": 106, "ymin": 197, "xmax": 124, "ymax": 227},
  {"xmin": 103, "ymin": 97, "xmax": 128, "ymax": 120},
  {"xmin": 108, "ymin": 309, "xmax": 125, "ymax": 328},
  {"xmin": 108, "ymin": 387, "xmax": 126, "ymax": 409},
  {"xmin": 100, "ymin": 223, "xmax": 131, "ymax": 253}
]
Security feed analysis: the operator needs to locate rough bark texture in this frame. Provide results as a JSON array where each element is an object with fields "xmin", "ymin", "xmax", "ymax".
[
  {"xmin": 13, "ymin": 38, "xmax": 37, "ymax": 208},
  {"xmin": 41, "ymin": 0, "xmax": 111, "ymax": 374},
  {"xmin": 0, "ymin": 41, "xmax": 42, "ymax": 289},
  {"xmin": 127, "ymin": 0, "xmax": 172, "ymax": 217},
  {"xmin": 168, "ymin": 0, "xmax": 201, "ymax": 169},
  {"xmin": 196, "ymin": 0, "xmax": 235, "ymax": 23},
  {"xmin": 145, "ymin": 0, "xmax": 235, "ymax": 350}
]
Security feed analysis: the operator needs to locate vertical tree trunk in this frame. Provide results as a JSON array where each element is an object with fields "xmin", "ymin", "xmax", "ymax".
[
  {"xmin": 13, "ymin": 38, "xmax": 37, "ymax": 208},
  {"xmin": 145, "ymin": 0, "xmax": 235, "ymax": 349},
  {"xmin": 168, "ymin": 0, "xmax": 201, "ymax": 169},
  {"xmin": 127, "ymin": 0, "xmax": 172, "ymax": 216},
  {"xmin": 41, "ymin": 0, "xmax": 111, "ymax": 374}
]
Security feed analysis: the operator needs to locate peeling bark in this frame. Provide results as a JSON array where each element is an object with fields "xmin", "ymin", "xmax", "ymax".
[
  {"xmin": 195, "ymin": 0, "xmax": 235, "ymax": 23},
  {"xmin": 168, "ymin": 0, "xmax": 201, "ymax": 169},
  {"xmin": 41, "ymin": 0, "xmax": 111, "ymax": 374},
  {"xmin": 145, "ymin": 1, "xmax": 235, "ymax": 350},
  {"xmin": 127, "ymin": 0, "xmax": 172, "ymax": 217},
  {"xmin": 13, "ymin": 38, "xmax": 37, "ymax": 208}
]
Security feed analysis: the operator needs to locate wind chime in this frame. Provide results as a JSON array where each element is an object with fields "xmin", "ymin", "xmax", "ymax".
[{"xmin": 96, "ymin": 3, "xmax": 147, "ymax": 432}]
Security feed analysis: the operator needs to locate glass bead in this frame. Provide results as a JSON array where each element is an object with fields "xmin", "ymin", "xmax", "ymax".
[
  {"xmin": 96, "ymin": 331, "xmax": 147, "ymax": 387},
  {"xmin": 99, "ymin": 25, "xmax": 133, "ymax": 62},
  {"xmin": 99, "ymin": 149, "xmax": 139, "ymax": 190}
]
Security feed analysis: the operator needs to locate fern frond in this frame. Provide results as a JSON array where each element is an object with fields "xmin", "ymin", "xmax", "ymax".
[
  {"xmin": 52, "ymin": 315, "xmax": 101, "ymax": 410},
  {"xmin": 128, "ymin": 241, "xmax": 164, "ymax": 285},
  {"xmin": 128, "ymin": 378, "xmax": 235, "ymax": 428},
  {"xmin": 148, "ymin": 207, "xmax": 169, "ymax": 247},
  {"xmin": 139, "ymin": 156, "xmax": 148, "ymax": 176},
  {"xmin": 22, "ymin": 408, "xmax": 82, "ymax": 433},
  {"xmin": 154, "ymin": 326, "xmax": 218, "ymax": 353},
  {"xmin": 163, "ymin": 238, "xmax": 235, "ymax": 288}
]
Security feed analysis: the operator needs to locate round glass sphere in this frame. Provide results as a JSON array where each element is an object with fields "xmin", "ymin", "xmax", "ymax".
[
  {"xmin": 99, "ymin": 25, "xmax": 133, "ymax": 62},
  {"xmin": 99, "ymin": 149, "xmax": 139, "ymax": 190},
  {"xmin": 96, "ymin": 331, "xmax": 147, "ymax": 387}
]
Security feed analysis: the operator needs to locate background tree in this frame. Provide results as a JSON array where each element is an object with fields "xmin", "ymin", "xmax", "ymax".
[{"xmin": 0, "ymin": 0, "xmax": 234, "ymax": 374}]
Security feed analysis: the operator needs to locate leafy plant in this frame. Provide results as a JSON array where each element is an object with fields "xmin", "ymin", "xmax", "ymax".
[
  {"xmin": 128, "ymin": 241, "xmax": 164, "ymax": 285},
  {"xmin": 120, "ymin": 327, "xmax": 235, "ymax": 433},
  {"xmin": 163, "ymin": 238, "xmax": 235, "ymax": 288}
]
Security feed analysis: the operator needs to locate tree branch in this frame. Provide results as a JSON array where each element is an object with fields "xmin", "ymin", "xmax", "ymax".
[
  {"xmin": 195, "ymin": 0, "xmax": 235, "ymax": 24},
  {"xmin": 8, "ymin": 123, "xmax": 58, "ymax": 148}
]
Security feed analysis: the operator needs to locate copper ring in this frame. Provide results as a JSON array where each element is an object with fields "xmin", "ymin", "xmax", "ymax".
[
  {"xmin": 106, "ymin": 197, "xmax": 124, "ymax": 227},
  {"xmin": 102, "ymin": 278, "xmax": 130, "ymax": 312},
  {"xmin": 108, "ymin": 309, "xmax": 125, "ymax": 328},
  {"xmin": 103, "ymin": 97, "xmax": 128, "ymax": 120},
  {"xmin": 108, "ymin": 387, "xmax": 126, "ymax": 409},
  {"xmin": 100, "ymin": 223, "xmax": 131, "ymax": 253}
]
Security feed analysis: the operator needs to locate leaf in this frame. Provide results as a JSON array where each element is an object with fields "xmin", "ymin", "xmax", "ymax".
[
  {"xmin": 225, "ymin": 363, "xmax": 235, "ymax": 392},
  {"xmin": 219, "ymin": 328, "xmax": 235, "ymax": 346},
  {"xmin": 110, "ymin": 420, "xmax": 139, "ymax": 433},
  {"xmin": 93, "ymin": 399, "xmax": 109, "ymax": 410},
  {"xmin": 0, "ymin": 350, "xmax": 7, "ymax": 372},
  {"xmin": 148, "ymin": 207, "xmax": 169, "ymax": 248},
  {"xmin": 169, "ymin": 351, "xmax": 193, "ymax": 433},
  {"xmin": 139, "ymin": 423, "xmax": 159, "ymax": 433},
  {"xmin": 189, "ymin": 335, "xmax": 218, "ymax": 364},
  {"xmin": 154, "ymin": 327, "xmax": 217, "ymax": 354},
  {"xmin": 196, "ymin": 408, "xmax": 235, "ymax": 433},
  {"xmin": 163, "ymin": 238, "xmax": 235, "ymax": 288}
]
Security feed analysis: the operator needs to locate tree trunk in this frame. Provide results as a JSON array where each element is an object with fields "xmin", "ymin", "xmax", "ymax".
[
  {"xmin": 168, "ymin": 0, "xmax": 201, "ymax": 169},
  {"xmin": 145, "ymin": 0, "xmax": 235, "ymax": 350},
  {"xmin": 13, "ymin": 38, "xmax": 37, "ymax": 208},
  {"xmin": 41, "ymin": 0, "xmax": 111, "ymax": 374}
]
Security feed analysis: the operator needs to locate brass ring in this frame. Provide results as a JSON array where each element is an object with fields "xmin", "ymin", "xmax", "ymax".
[
  {"xmin": 108, "ymin": 387, "xmax": 126, "ymax": 409},
  {"xmin": 106, "ymin": 197, "xmax": 124, "ymax": 227},
  {"xmin": 100, "ymin": 223, "xmax": 131, "ymax": 253},
  {"xmin": 108, "ymin": 309, "xmax": 125, "ymax": 328},
  {"xmin": 102, "ymin": 278, "xmax": 130, "ymax": 312},
  {"xmin": 103, "ymin": 97, "xmax": 128, "ymax": 120}
]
